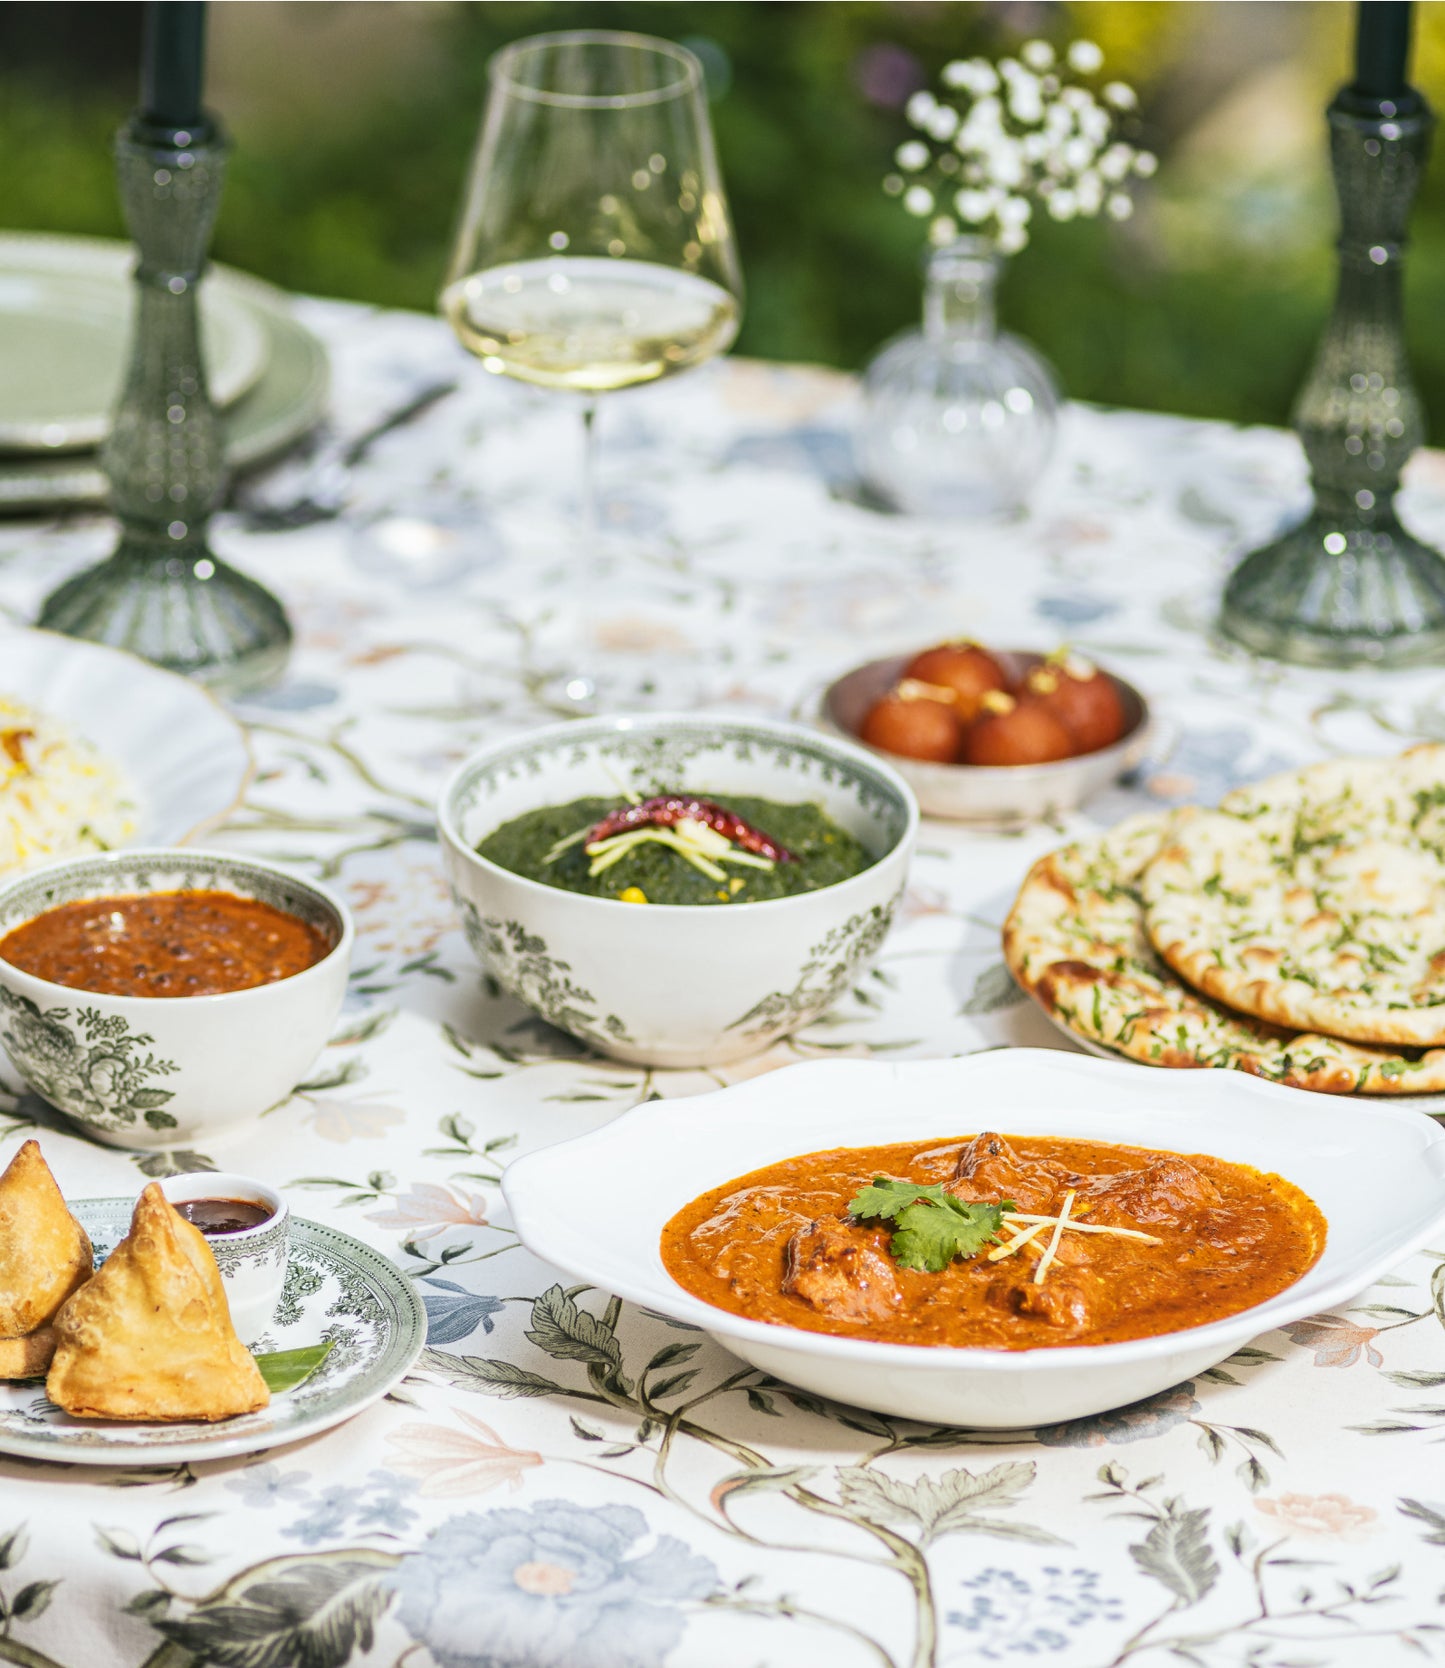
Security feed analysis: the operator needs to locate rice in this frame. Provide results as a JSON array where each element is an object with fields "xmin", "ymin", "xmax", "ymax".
[{"xmin": 0, "ymin": 696, "xmax": 138, "ymax": 870}]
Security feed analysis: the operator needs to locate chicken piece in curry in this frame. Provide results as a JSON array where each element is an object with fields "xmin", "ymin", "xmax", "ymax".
[{"xmin": 660, "ymin": 1132, "xmax": 1326, "ymax": 1349}]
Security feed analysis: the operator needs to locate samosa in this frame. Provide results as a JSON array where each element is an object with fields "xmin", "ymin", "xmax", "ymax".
[
  {"xmin": 47, "ymin": 1183, "xmax": 268, "ymax": 1422},
  {"xmin": 0, "ymin": 1139, "xmax": 93, "ymax": 1379}
]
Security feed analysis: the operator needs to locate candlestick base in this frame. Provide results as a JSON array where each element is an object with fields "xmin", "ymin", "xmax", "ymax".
[
  {"xmin": 1220, "ymin": 503, "xmax": 1445, "ymax": 668},
  {"xmin": 38, "ymin": 540, "xmax": 292, "ymax": 697}
]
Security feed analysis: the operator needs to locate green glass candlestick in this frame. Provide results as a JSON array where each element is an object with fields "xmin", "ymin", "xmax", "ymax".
[
  {"xmin": 1219, "ymin": 77, "xmax": 1444, "ymax": 666},
  {"xmin": 38, "ymin": 110, "xmax": 292, "ymax": 694}
]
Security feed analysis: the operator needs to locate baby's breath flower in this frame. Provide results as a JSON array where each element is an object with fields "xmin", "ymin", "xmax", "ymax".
[
  {"xmin": 991, "ymin": 140, "xmax": 1026, "ymax": 188},
  {"xmin": 882, "ymin": 43, "xmax": 1147, "ymax": 248},
  {"xmin": 1008, "ymin": 81, "xmax": 1045, "ymax": 124},
  {"xmin": 954, "ymin": 188, "xmax": 994, "ymax": 223},
  {"xmin": 1079, "ymin": 104, "xmax": 1111, "ymax": 146},
  {"xmin": 907, "ymin": 90, "xmax": 939, "ymax": 127},
  {"xmin": 1098, "ymin": 142, "xmax": 1134, "ymax": 182},
  {"xmin": 1067, "ymin": 40, "xmax": 1104, "ymax": 74}
]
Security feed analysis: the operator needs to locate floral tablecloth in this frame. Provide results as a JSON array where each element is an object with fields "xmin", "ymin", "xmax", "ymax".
[{"xmin": 2, "ymin": 295, "xmax": 1445, "ymax": 1668}]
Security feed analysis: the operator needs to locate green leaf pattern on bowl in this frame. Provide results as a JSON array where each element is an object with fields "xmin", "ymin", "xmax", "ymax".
[
  {"xmin": 725, "ymin": 891, "xmax": 903, "ymax": 1039},
  {"xmin": 0, "ymin": 986, "xmax": 179, "ymax": 1133},
  {"xmin": 454, "ymin": 899, "xmax": 635, "ymax": 1050}
]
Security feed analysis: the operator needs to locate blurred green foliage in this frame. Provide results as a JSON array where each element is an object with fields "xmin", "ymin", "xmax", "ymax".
[{"xmin": 4, "ymin": 2, "xmax": 1445, "ymax": 436}]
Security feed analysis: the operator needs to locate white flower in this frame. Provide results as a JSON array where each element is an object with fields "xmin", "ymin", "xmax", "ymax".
[
  {"xmin": 928, "ymin": 213, "xmax": 959, "ymax": 245},
  {"xmin": 1075, "ymin": 170, "xmax": 1104, "ymax": 215},
  {"xmin": 1021, "ymin": 40, "xmax": 1055, "ymax": 70},
  {"xmin": 1044, "ymin": 103, "xmax": 1074, "ymax": 138},
  {"xmin": 954, "ymin": 188, "xmax": 993, "ymax": 223},
  {"xmin": 1009, "ymin": 78, "xmax": 1045, "ymax": 124},
  {"xmin": 1099, "ymin": 142, "xmax": 1134, "ymax": 182},
  {"xmin": 1107, "ymin": 192, "xmax": 1134, "ymax": 220},
  {"xmin": 969, "ymin": 60, "xmax": 1000, "ymax": 95},
  {"xmin": 1021, "ymin": 131, "xmax": 1051, "ymax": 162},
  {"xmin": 941, "ymin": 59, "xmax": 973, "ymax": 90},
  {"xmin": 906, "ymin": 90, "xmax": 939, "ymax": 127},
  {"xmin": 1103, "ymin": 81, "xmax": 1138, "ymax": 110},
  {"xmin": 1079, "ymin": 104, "xmax": 1111, "ymax": 145},
  {"xmin": 903, "ymin": 184, "xmax": 936, "ymax": 216},
  {"xmin": 1047, "ymin": 188, "xmax": 1078, "ymax": 221},
  {"xmin": 998, "ymin": 225, "xmax": 1029, "ymax": 254},
  {"xmin": 926, "ymin": 104, "xmax": 960, "ymax": 141},
  {"xmin": 1061, "ymin": 85, "xmax": 1092, "ymax": 110},
  {"xmin": 997, "ymin": 194, "xmax": 1032, "ymax": 227},
  {"xmin": 1067, "ymin": 40, "xmax": 1104, "ymax": 74},
  {"xmin": 895, "ymin": 140, "xmax": 931, "ymax": 172},
  {"xmin": 990, "ymin": 140, "xmax": 1027, "ymax": 187},
  {"xmin": 1133, "ymin": 150, "xmax": 1158, "ymax": 177},
  {"xmin": 1062, "ymin": 135, "xmax": 1097, "ymax": 171}
]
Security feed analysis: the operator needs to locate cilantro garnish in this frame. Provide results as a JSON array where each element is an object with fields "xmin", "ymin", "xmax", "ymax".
[{"xmin": 847, "ymin": 1176, "xmax": 1015, "ymax": 1273}]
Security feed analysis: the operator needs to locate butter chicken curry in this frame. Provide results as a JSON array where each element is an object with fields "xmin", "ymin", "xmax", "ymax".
[{"xmin": 661, "ymin": 1132, "xmax": 1326, "ymax": 1349}]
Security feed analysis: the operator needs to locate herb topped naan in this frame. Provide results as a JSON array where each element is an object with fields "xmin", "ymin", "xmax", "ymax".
[
  {"xmin": 1003, "ymin": 810, "xmax": 1445, "ymax": 1093},
  {"xmin": 1142, "ymin": 746, "xmax": 1445, "ymax": 1048}
]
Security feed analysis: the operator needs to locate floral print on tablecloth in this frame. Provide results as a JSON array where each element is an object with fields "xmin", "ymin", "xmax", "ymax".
[{"xmin": 0, "ymin": 303, "xmax": 1443, "ymax": 1667}]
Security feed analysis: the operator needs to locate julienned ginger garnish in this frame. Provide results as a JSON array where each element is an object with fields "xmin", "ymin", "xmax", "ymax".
[{"xmin": 847, "ymin": 1176, "xmax": 1161, "ymax": 1283}]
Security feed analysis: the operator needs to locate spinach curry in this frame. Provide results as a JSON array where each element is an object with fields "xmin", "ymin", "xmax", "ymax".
[{"xmin": 477, "ymin": 793, "xmax": 875, "ymax": 905}]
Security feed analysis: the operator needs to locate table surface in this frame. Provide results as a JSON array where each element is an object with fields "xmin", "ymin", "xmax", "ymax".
[{"xmin": 3, "ymin": 294, "xmax": 1445, "ymax": 1668}]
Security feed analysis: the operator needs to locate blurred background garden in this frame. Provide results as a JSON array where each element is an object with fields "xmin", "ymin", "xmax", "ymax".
[{"xmin": 6, "ymin": 0, "xmax": 1445, "ymax": 436}]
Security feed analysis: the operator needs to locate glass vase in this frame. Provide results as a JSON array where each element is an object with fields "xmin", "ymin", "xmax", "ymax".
[{"xmin": 857, "ymin": 236, "xmax": 1059, "ymax": 519}]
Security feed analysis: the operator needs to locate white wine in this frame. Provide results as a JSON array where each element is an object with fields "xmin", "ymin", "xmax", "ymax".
[{"xmin": 442, "ymin": 257, "xmax": 740, "ymax": 394}]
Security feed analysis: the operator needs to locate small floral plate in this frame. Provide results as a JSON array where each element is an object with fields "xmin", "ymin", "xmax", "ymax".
[{"xmin": 0, "ymin": 1203, "xmax": 425, "ymax": 1467}]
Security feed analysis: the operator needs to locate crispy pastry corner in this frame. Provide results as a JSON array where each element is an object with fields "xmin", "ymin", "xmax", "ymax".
[
  {"xmin": 0, "ymin": 1138, "xmax": 94, "ymax": 1376},
  {"xmin": 47, "ymin": 1182, "xmax": 269, "ymax": 1422}
]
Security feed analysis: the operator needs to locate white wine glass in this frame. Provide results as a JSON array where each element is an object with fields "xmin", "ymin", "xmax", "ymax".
[{"xmin": 442, "ymin": 29, "xmax": 743, "ymax": 708}]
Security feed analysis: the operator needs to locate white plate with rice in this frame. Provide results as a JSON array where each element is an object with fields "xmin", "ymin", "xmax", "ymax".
[{"xmin": 0, "ymin": 628, "xmax": 251, "ymax": 869}]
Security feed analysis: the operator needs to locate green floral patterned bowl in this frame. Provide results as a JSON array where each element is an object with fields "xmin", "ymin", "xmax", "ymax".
[
  {"xmin": 438, "ymin": 714, "xmax": 918, "ymax": 1068},
  {"xmin": 0, "ymin": 850, "xmax": 352, "ymax": 1149}
]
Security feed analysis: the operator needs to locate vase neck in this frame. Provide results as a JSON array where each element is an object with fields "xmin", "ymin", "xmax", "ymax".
[{"xmin": 923, "ymin": 238, "xmax": 1000, "ymax": 342}]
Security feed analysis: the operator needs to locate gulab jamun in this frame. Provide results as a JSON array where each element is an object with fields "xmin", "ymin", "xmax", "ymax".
[
  {"xmin": 959, "ymin": 692, "xmax": 1076, "ymax": 766},
  {"xmin": 1025, "ymin": 658, "xmax": 1128, "ymax": 754},
  {"xmin": 860, "ymin": 689, "xmax": 962, "ymax": 762},
  {"xmin": 903, "ymin": 641, "xmax": 1009, "ymax": 721}
]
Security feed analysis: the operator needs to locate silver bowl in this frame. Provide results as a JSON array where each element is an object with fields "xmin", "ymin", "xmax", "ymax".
[{"xmin": 818, "ymin": 651, "xmax": 1152, "ymax": 827}]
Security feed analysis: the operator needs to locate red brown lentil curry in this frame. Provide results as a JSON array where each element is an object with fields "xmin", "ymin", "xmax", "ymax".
[
  {"xmin": 661, "ymin": 1131, "xmax": 1326, "ymax": 1349},
  {"xmin": 0, "ymin": 892, "xmax": 331, "ymax": 997}
]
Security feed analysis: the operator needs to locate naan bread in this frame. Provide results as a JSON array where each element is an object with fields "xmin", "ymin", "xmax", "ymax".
[
  {"xmin": 1142, "ymin": 746, "xmax": 1445, "ymax": 1046},
  {"xmin": 1003, "ymin": 810, "xmax": 1445, "ymax": 1093},
  {"xmin": 47, "ymin": 1183, "xmax": 268, "ymax": 1423},
  {"xmin": 0, "ymin": 1139, "xmax": 93, "ymax": 1373}
]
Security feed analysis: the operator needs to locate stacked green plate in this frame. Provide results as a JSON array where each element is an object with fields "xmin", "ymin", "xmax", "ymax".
[{"xmin": 0, "ymin": 231, "xmax": 329, "ymax": 513}]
